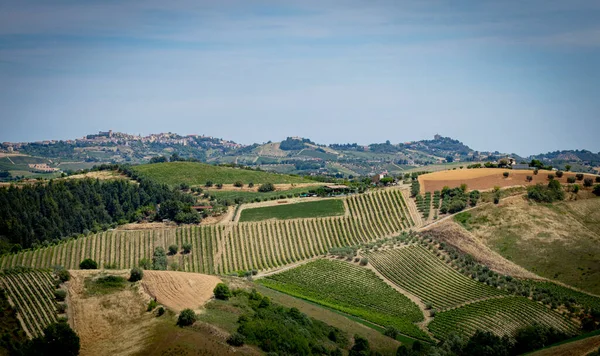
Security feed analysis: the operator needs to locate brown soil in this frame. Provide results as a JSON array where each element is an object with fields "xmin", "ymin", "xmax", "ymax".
[
  {"xmin": 422, "ymin": 220, "xmax": 540, "ymax": 279},
  {"xmin": 419, "ymin": 168, "xmax": 598, "ymax": 194},
  {"xmin": 528, "ymin": 334, "xmax": 600, "ymax": 356},
  {"xmin": 141, "ymin": 271, "xmax": 221, "ymax": 313},
  {"xmin": 66, "ymin": 270, "xmax": 158, "ymax": 356},
  {"xmin": 117, "ymin": 222, "xmax": 178, "ymax": 230},
  {"xmin": 65, "ymin": 171, "xmax": 127, "ymax": 181}
]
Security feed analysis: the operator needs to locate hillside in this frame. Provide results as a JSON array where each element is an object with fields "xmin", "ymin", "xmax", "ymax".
[
  {"xmin": 131, "ymin": 161, "xmax": 313, "ymax": 186},
  {"xmin": 454, "ymin": 195, "xmax": 600, "ymax": 295}
]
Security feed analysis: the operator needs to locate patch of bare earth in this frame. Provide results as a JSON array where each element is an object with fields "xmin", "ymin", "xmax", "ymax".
[
  {"xmin": 65, "ymin": 171, "xmax": 127, "ymax": 181},
  {"xmin": 418, "ymin": 168, "xmax": 598, "ymax": 194},
  {"xmin": 528, "ymin": 334, "xmax": 600, "ymax": 356},
  {"xmin": 117, "ymin": 221, "xmax": 178, "ymax": 230},
  {"xmin": 66, "ymin": 270, "xmax": 158, "ymax": 356},
  {"xmin": 423, "ymin": 220, "xmax": 540, "ymax": 279},
  {"xmin": 141, "ymin": 271, "xmax": 221, "ymax": 313}
]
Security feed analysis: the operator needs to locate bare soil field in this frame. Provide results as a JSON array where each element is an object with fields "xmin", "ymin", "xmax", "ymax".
[
  {"xmin": 529, "ymin": 334, "xmax": 600, "ymax": 356},
  {"xmin": 117, "ymin": 221, "xmax": 178, "ymax": 230},
  {"xmin": 66, "ymin": 270, "xmax": 158, "ymax": 356},
  {"xmin": 419, "ymin": 168, "xmax": 598, "ymax": 193},
  {"xmin": 64, "ymin": 171, "xmax": 127, "ymax": 181},
  {"xmin": 141, "ymin": 271, "xmax": 221, "ymax": 313}
]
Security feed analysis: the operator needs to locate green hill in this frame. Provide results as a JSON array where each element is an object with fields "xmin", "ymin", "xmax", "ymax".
[{"xmin": 132, "ymin": 161, "xmax": 313, "ymax": 186}]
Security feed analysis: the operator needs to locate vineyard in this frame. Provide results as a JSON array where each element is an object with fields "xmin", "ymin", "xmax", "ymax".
[
  {"xmin": 0, "ymin": 189, "xmax": 419, "ymax": 275},
  {"xmin": 0, "ymin": 269, "xmax": 59, "ymax": 338},
  {"xmin": 367, "ymin": 245, "xmax": 506, "ymax": 310},
  {"xmin": 238, "ymin": 199, "xmax": 345, "ymax": 222},
  {"xmin": 428, "ymin": 296, "xmax": 579, "ymax": 339},
  {"xmin": 258, "ymin": 259, "xmax": 430, "ymax": 341}
]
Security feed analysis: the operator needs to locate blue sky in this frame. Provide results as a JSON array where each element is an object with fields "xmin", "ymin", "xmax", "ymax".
[{"xmin": 0, "ymin": 1, "xmax": 599, "ymax": 156}]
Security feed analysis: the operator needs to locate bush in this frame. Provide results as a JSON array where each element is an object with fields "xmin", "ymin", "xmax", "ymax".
[
  {"xmin": 177, "ymin": 308, "xmax": 197, "ymax": 326},
  {"xmin": 233, "ymin": 181, "xmax": 244, "ymax": 188},
  {"xmin": 526, "ymin": 175, "xmax": 533, "ymax": 182},
  {"xmin": 555, "ymin": 171, "xmax": 564, "ymax": 178},
  {"xmin": 384, "ymin": 326, "xmax": 399, "ymax": 339},
  {"xmin": 527, "ymin": 180, "xmax": 564, "ymax": 203},
  {"xmin": 593, "ymin": 184, "xmax": 600, "ymax": 196},
  {"xmin": 227, "ymin": 332, "xmax": 246, "ymax": 346},
  {"xmin": 503, "ymin": 172, "xmax": 509, "ymax": 178},
  {"xmin": 54, "ymin": 289, "xmax": 67, "ymax": 301},
  {"xmin": 258, "ymin": 183, "xmax": 275, "ymax": 192},
  {"xmin": 55, "ymin": 268, "xmax": 70, "ymax": 283},
  {"xmin": 596, "ymin": 176, "xmax": 600, "ymax": 183},
  {"xmin": 573, "ymin": 185, "xmax": 580, "ymax": 194},
  {"xmin": 205, "ymin": 181, "xmax": 213, "ymax": 187},
  {"xmin": 168, "ymin": 244, "xmax": 178, "ymax": 255},
  {"xmin": 182, "ymin": 243, "xmax": 192, "ymax": 254},
  {"xmin": 28, "ymin": 321, "xmax": 80, "ymax": 356},
  {"xmin": 57, "ymin": 303, "xmax": 67, "ymax": 314},
  {"xmin": 216, "ymin": 183, "xmax": 223, "ymax": 189},
  {"xmin": 147, "ymin": 299, "xmax": 158, "ymax": 311},
  {"xmin": 547, "ymin": 174, "xmax": 554, "ymax": 180},
  {"xmin": 584, "ymin": 178, "xmax": 593, "ymax": 187},
  {"xmin": 79, "ymin": 258, "xmax": 98, "ymax": 270},
  {"xmin": 138, "ymin": 258, "xmax": 152, "ymax": 269},
  {"xmin": 129, "ymin": 267, "xmax": 143, "ymax": 282},
  {"xmin": 214, "ymin": 283, "xmax": 232, "ymax": 300},
  {"xmin": 248, "ymin": 182, "xmax": 254, "ymax": 188},
  {"xmin": 567, "ymin": 176, "xmax": 576, "ymax": 183},
  {"xmin": 359, "ymin": 257, "xmax": 369, "ymax": 266},
  {"xmin": 157, "ymin": 307, "xmax": 165, "ymax": 316}
]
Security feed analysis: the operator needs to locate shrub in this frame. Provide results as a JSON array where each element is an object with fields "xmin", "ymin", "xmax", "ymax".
[
  {"xmin": 596, "ymin": 176, "xmax": 600, "ymax": 183},
  {"xmin": 182, "ymin": 243, "xmax": 192, "ymax": 254},
  {"xmin": 205, "ymin": 181, "xmax": 213, "ymax": 187},
  {"xmin": 177, "ymin": 308, "xmax": 197, "ymax": 326},
  {"xmin": 384, "ymin": 326, "xmax": 399, "ymax": 339},
  {"xmin": 248, "ymin": 182, "xmax": 254, "ymax": 188},
  {"xmin": 526, "ymin": 176, "xmax": 533, "ymax": 182},
  {"xmin": 575, "ymin": 173, "xmax": 584, "ymax": 180},
  {"xmin": 152, "ymin": 247, "xmax": 168, "ymax": 270},
  {"xmin": 258, "ymin": 183, "xmax": 275, "ymax": 192},
  {"xmin": 214, "ymin": 283, "xmax": 232, "ymax": 300},
  {"xmin": 534, "ymin": 169, "xmax": 538, "ymax": 175},
  {"xmin": 129, "ymin": 267, "xmax": 143, "ymax": 282},
  {"xmin": 168, "ymin": 244, "xmax": 178, "ymax": 255},
  {"xmin": 147, "ymin": 299, "xmax": 158, "ymax": 311},
  {"xmin": 584, "ymin": 178, "xmax": 593, "ymax": 187},
  {"xmin": 157, "ymin": 307, "xmax": 165, "ymax": 316},
  {"xmin": 233, "ymin": 181, "xmax": 244, "ymax": 188},
  {"xmin": 503, "ymin": 172, "xmax": 509, "ymax": 178},
  {"xmin": 227, "ymin": 332, "xmax": 245, "ymax": 346},
  {"xmin": 138, "ymin": 258, "xmax": 152, "ymax": 269},
  {"xmin": 216, "ymin": 183, "xmax": 223, "ymax": 189},
  {"xmin": 359, "ymin": 257, "xmax": 369, "ymax": 266},
  {"xmin": 170, "ymin": 262, "xmax": 179, "ymax": 271},
  {"xmin": 54, "ymin": 289, "xmax": 67, "ymax": 301},
  {"xmin": 57, "ymin": 303, "xmax": 67, "ymax": 314},
  {"xmin": 567, "ymin": 176, "xmax": 576, "ymax": 183},
  {"xmin": 79, "ymin": 258, "xmax": 98, "ymax": 270},
  {"xmin": 55, "ymin": 268, "xmax": 70, "ymax": 283},
  {"xmin": 593, "ymin": 184, "xmax": 600, "ymax": 196},
  {"xmin": 28, "ymin": 321, "xmax": 80, "ymax": 356},
  {"xmin": 547, "ymin": 174, "xmax": 554, "ymax": 180}
]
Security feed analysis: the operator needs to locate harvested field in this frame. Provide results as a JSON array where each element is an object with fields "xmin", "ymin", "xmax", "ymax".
[
  {"xmin": 529, "ymin": 334, "xmax": 600, "ymax": 356},
  {"xmin": 418, "ymin": 168, "xmax": 598, "ymax": 193},
  {"xmin": 141, "ymin": 271, "xmax": 221, "ymax": 312},
  {"xmin": 67, "ymin": 270, "xmax": 158, "ymax": 356}
]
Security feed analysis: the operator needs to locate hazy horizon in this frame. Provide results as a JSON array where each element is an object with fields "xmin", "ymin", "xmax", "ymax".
[{"xmin": 1, "ymin": 1, "xmax": 599, "ymax": 156}]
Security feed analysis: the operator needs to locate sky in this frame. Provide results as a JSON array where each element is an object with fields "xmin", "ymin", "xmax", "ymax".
[{"xmin": 0, "ymin": 1, "xmax": 599, "ymax": 156}]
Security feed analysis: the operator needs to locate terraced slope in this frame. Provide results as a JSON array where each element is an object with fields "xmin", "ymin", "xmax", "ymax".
[
  {"xmin": 428, "ymin": 296, "xmax": 579, "ymax": 339},
  {"xmin": 367, "ymin": 245, "xmax": 506, "ymax": 310},
  {"xmin": 258, "ymin": 259, "xmax": 430, "ymax": 341},
  {"xmin": 0, "ymin": 190, "xmax": 417, "ymax": 274},
  {"xmin": 0, "ymin": 269, "xmax": 58, "ymax": 338}
]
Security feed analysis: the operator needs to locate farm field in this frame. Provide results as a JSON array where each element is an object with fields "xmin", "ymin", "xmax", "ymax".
[
  {"xmin": 206, "ymin": 185, "xmax": 321, "ymax": 202},
  {"xmin": 0, "ymin": 269, "xmax": 58, "ymax": 338},
  {"xmin": 458, "ymin": 196, "xmax": 600, "ymax": 294},
  {"xmin": 141, "ymin": 271, "xmax": 221, "ymax": 312},
  {"xmin": 132, "ymin": 161, "xmax": 312, "ymax": 186},
  {"xmin": 367, "ymin": 245, "xmax": 506, "ymax": 310},
  {"xmin": 428, "ymin": 296, "xmax": 578, "ymax": 340},
  {"xmin": 0, "ymin": 189, "xmax": 417, "ymax": 275},
  {"xmin": 239, "ymin": 199, "xmax": 345, "ymax": 222},
  {"xmin": 418, "ymin": 167, "xmax": 599, "ymax": 193},
  {"xmin": 257, "ymin": 259, "xmax": 430, "ymax": 341}
]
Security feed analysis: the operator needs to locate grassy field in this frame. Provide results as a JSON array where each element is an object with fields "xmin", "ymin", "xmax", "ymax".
[
  {"xmin": 206, "ymin": 186, "xmax": 320, "ymax": 202},
  {"xmin": 239, "ymin": 200, "xmax": 345, "ymax": 222},
  {"xmin": 258, "ymin": 259, "xmax": 430, "ymax": 341},
  {"xmin": 132, "ymin": 161, "xmax": 312, "ymax": 186},
  {"xmin": 459, "ymin": 196, "xmax": 600, "ymax": 294}
]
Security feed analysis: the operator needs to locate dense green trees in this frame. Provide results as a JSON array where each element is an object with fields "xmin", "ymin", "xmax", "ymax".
[
  {"xmin": 26, "ymin": 321, "xmax": 80, "ymax": 356},
  {"xmin": 214, "ymin": 283, "xmax": 232, "ymax": 300},
  {"xmin": 177, "ymin": 309, "xmax": 196, "ymax": 326},
  {"xmin": 258, "ymin": 183, "xmax": 275, "ymax": 192},
  {"xmin": 527, "ymin": 180, "xmax": 564, "ymax": 203},
  {"xmin": 129, "ymin": 267, "xmax": 143, "ymax": 282},
  {"xmin": 152, "ymin": 247, "xmax": 167, "ymax": 270},
  {"xmin": 79, "ymin": 258, "xmax": 98, "ymax": 270},
  {"xmin": 0, "ymin": 176, "xmax": 196, "ymax": 249}
]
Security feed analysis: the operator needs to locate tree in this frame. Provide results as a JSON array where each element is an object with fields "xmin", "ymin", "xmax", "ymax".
[
  {"xmin": 567, "ymin": 176, "xmax": 576, "ymax": 183},
  {"xmin": 534, "ymin": 169, "xmax": 539, "ymax": 175},
  {"xmin": 79, "ymin": 258, "xmax": 98, "ymax": 270},
  {"xmin": 556, "ymin": 171, "xmax": 564, "ymax": 178},
  {"xmin": 565, "ymin": 164, "xmax": 571, "ymax": 171},
  {"xmin": 227, "ymin": 332, "xmax": 245, "ymax": 346},
  {"xmin": 129, "ymin": 267, "xmax": 143, "ymax": 282},
  {"xmin": 216, "ymin": 183, "xmax": 223, "ymax": 189},
  {"xmin": 55, "ymin": 267, "xmax": 70, "ymax": 282},
  {"xmin": 168, "ymin": 244, "xmax": 178, "ymax": 255},
  {"xmin": 469, "ymin": 190, "xmax": 480, "ymax": 206},
  {"xmin": 233, "ymin": 181, "xmax": 243, "ymax": 188},
  {"xmin": 384, "ymin": 326, "xmax": 399, "ymax": 339},
  {"xmin": 258, "ymin": 183, "xmax": 275, "ymax": 192},
  {"xmin": 152, "ymin": 247, "xmax": 167, "ymax": 270},
  {"xmin": 576, "ymin": 173, "xmax": 584, "ymax": 181},
  {"xmin": 27, "ymin": 321, "xmax": 80, "ymax": 356},
  {"xmin": 548, "ymin": 174, "xmax": 554, "ymax": 180},
  {"xmin": 214, "ymin": 283, "xmax": 232, "ymax": 300},
  {"xmin": 573, "ymin": 184, "xmax": 580, "ymax": 194},
  {"xmin": 584, "ymin": 178, "xmax": 593, "ymax": 187},
  {"xmin": 205, "ymin": 181, "xmax": 213, "ymax": 187},
  {"xmin": 526, "ymin": 176, "xmax": 533, "ymax": 182},
  {"xmin": 349, "ymin": 335, "xmax": 370, "ymax": 356},
  {"xmin": 594, "ymin": 184, "xmax": 600, "ymax": 196},
  {"xmin": 177, "ymin": 308, "xmax": 197, "ymax": 326},
  {"xmin": 446, "ymin": 155, "xmax": 454, "ymax": 163},
  {"xmin": 170, "ymin": 152, "xmax": 181, "ymax": 162},
  {"xmin": 503, "ymin": 172, "xmax": 509, "ymax": 178},
  {"xmin": 138, "ymin": 258, "xmax": 152, "ymax": 269},
  {"xmin": 182, "ymin": 243, "xmax": 192, "ymax": 254},
  {"xmin": 248, "ymin": 182, "xmax": 254, "ymax": 188}
]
